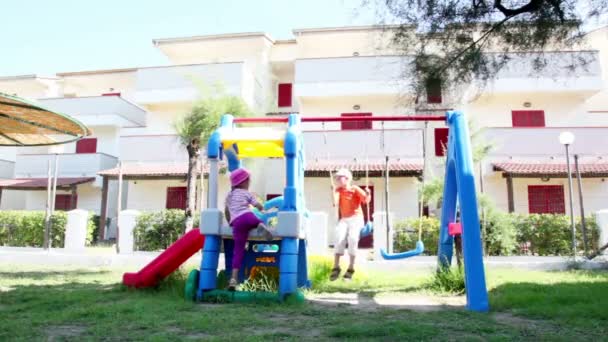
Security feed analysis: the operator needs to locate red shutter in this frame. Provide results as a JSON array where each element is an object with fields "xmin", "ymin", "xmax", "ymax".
[
  {"xmin": 277, "ymin": 83, "xmax": 292, "ymax": 107},
  {"xmin": 166, "ymin": 187, "xmax": 187, "ymax": 209},
  {"xmin": 55, "ymin": 194, "xmax": 77, "ymax": 211},
  {"xmin": 340, "ymin": 113, "xmax": 372, "ymax": 130},
  {"xmin": 528, "ymin": 185, "xmax": 565, "ymax": 214},
  {"xmin": 434, "ymin": 128, "xmax": 449, "ymax": 156},
  {"xmin": 512, "ymin": 110, "xmax": 545, "ymax": 127},
  {"xmin": 76, "ymin": 138, "xmax": 97, "ymax": 154},
  {"xmin": 266, "ymin": 194, "xmax": 282, "ymax": 201},
  {"xmin": 102, "ymin": 92, "xmax": 121, "ymax": 96},
  {"xmin": 426, "ymin": 78, "xmax": 442, "ymax": 104}
]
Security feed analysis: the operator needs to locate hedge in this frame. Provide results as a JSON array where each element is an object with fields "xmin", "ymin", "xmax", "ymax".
[
  {"xmin": 134, "ymin": 209, "xmax": 199, "ymax": 251},
  {"xmin": 0, "ymin": 211, "xmax": 97, "ymax": 248},
  {"xmin": 393, "ymin": 213, "xmax": 600, "ymax": 257}
]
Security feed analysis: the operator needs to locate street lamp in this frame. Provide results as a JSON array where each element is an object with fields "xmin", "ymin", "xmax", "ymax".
[{"xmin": 559, "ymin": 131, "xmax": 576, "ymax": 258}]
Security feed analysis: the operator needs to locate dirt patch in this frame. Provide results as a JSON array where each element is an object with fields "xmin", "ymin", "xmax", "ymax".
[
  {"xmin": 308, "ymin": 292, "xmax": 465, "ymax": 312},
  {"xmin": 166, "ymin": 326, "xmax": 213, "ymax": 339},
  {"xmin": 45, "ymin": 325, "xmax": 86, "ymax": 341}
]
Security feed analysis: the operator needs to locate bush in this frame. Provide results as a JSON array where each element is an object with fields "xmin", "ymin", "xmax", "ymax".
[
  {"xmin": 426, "ymin": 266, "xmax": 465, "ymax": 294},
  {"xmin": 515, "ymin": 214, "xmax": 599, "ymax": 256},
  {"xmin": 482, "ymin": 210, "xmax": 518, "ymax": 256},
  {"xmin": 133, "ymin": 209, "xmax": 199, "ymax": 251},
  {"xmin": 393, "ymin": 216, "xmax": 439, "ymax": 255},
  {"xmin": 0, "ymin": 211, "xmax": 96, "ymax": 247}
]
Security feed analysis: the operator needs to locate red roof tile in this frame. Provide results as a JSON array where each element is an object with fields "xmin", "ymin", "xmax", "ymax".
[
  {"xmin": 0, "ymin": 177, "xmax": 95, "ymax": 189},
  {"xmin": 493, "ymin": 162, "xmax": 608, "ymax": 177},
  {"xmin": 306, "ymin": 160, "xmax": 423, "ymax": 173}
]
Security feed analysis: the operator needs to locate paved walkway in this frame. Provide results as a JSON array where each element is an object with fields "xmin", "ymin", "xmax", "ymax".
[{"xmin": 2, "ymin": 246, "xmax": 607, "ymax": 271}]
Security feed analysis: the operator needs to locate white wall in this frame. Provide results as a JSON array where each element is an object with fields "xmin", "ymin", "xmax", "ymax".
[{"xmin": 0, "ymin": 190, "xmax": 25, "ymax": 210}]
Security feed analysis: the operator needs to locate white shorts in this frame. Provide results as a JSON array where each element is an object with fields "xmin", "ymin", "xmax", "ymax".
[{"xmin": 334, "ymin": 215, "xmax": 364, "ymax": 257}]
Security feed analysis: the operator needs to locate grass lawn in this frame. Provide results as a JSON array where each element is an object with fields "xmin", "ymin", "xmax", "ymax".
[{"xmin": 1, "ymin": 263, "xmax": 607, "ymax": 341}]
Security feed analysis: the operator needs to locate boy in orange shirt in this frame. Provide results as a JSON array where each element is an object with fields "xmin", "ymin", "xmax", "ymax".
[{"xmin": 330, "ymin": 168, "xmax": 371, "ymax": 281}]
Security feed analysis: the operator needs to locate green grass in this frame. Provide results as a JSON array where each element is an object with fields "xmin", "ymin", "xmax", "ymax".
[{"xmin": 1, "ymin": 264, "xmax": 607, "ymax": 341}]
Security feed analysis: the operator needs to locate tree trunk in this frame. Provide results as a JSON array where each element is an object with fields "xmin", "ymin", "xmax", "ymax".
[{"xmin": 185, "ymin": 139, "xmax": 200, "ymax": 232}]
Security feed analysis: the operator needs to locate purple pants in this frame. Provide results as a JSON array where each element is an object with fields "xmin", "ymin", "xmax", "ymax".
[{"xmin": 231, "ymin": 211, "xmax": 263, "ymax": 270}]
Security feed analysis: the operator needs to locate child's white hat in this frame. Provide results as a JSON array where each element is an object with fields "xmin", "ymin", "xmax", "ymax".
[{"xmin": 334, "ymin": 168, "xmax": 352, "ymax": 180}]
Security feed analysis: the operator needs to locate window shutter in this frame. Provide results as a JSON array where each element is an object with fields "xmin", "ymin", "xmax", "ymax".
[
  {"xmin": 277, "ymin": 83, "xmax": 292, "ymax": 107},
  {"xmin": 166, "ymin": 187, "xmax": 187, "ymax": 209},
  {"xmin": 76, "ymin": 138, "xmax": 97, "ymax": 154},
  {"xmin": 512, "ymin": 110, "xmax": 545, "ymax": 127},
  {"xmin": 340, "ymin": 113, "xmax": 372, "ymax": 130},
  {"xmin": 434, "ymin": 128, "xmax": 449, "ymax": 156},
  {"xmin": 528, "ymin": 185, "xmax": 565, "ymax": 214}
]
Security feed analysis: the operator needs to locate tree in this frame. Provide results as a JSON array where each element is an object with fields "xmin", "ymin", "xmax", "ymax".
[
  {"xmin": 175, "ymin": 90, "xmax": 252, "ymax": 230},
  {"xmin": 366, "ymin": 0, "xmax": 608, "ymax": 97}
]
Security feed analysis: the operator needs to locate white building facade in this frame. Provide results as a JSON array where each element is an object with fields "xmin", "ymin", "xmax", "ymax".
[{"xmin": 0, "ymin": 25, "xmax": 607, "ymax": 246}]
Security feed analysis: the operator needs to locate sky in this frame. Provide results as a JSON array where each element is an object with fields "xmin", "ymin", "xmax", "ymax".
[{"xmin": 0, "ymin": 0, "xmax": 376, "ymax": 77}]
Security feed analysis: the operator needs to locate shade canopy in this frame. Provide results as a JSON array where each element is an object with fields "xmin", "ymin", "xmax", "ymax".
[{"xmin": 0, "ymin": 92, "xmax": 90, "ymax": 146}]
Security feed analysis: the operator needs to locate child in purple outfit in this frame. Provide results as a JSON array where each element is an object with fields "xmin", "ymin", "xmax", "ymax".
[{"xmin": 224, "ymin": 167, "xmax": 273, "ymax": 290}]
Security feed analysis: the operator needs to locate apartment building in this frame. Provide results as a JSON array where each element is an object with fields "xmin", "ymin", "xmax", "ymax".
[{"xmin": 0, "ymin": 25, "xmax": 607, "ymax": 245}]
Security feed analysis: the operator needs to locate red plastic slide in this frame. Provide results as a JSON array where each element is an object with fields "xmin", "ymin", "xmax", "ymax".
[{"xmin": 123, "ymin": 229, "xmax": 205, "ymax": 288}]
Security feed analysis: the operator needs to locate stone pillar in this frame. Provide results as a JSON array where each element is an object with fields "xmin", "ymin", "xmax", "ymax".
[
  {"xmin": 307, "ymin": 211, "xmax": 328, "ymax": 255},
  {"xmin": 118, "ymin": 210, "xmax": 140, "ymax": 254},
  {"xmin": 64, "ymin": 209, "xmax": 89, "ymax": 253},
  {"xmin": 373, "ymin": 211, "xmax": 394, "ymax": 257},
  {"xmin": 595, "ymin": 209, "xmax": 608, "ymax": 254}
]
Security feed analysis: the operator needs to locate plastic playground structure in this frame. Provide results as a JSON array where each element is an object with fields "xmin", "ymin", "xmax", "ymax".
[{"xmin": 123, "ymin": 111, "xmax": 490, "ymax": 312}]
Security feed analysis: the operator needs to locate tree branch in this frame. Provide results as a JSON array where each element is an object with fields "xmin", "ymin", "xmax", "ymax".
[
  {"xmin": 494, "ymin": 0, "xmax": 544, "ymax": 17},
  {"xmin": 433, "ymin": 16, "xmax": 512, "ymax": 77}
]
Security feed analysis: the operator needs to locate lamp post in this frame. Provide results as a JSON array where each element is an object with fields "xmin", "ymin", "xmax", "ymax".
[{"xmin": 559, "ymin": 131, "xmax": 576, "ymax": 258}]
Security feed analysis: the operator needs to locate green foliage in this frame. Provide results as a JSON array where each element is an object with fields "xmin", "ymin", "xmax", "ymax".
[
  {"xmin": 516, "ymin": 214, "xmax": 599, "ymax": 256},
  {"xmin": 175, "ymin": 85, "xmax": 253, "ymax": 146},
  {"xmin": 0, "ymin": 211, "xmax": 96, "ymax": 247},
  {"xmin": 393, "ymin": 216, "xmax": 439, "ymax": 255},
  {"xmin": 308, "ymin": 255, "xmax": 334, "ymax": 289},
  {"xmin": 426, "ymin": 266, "xmax": 465, "ymax": 294},
  {"xmin": 482, "ymin": 205, "xmax": 519, "ymax": 256},
  {"xmin": 133, "ymin": 210, "xmax": 200, "ymax": 251}
]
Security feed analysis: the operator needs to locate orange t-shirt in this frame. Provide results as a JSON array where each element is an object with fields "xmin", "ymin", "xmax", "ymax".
[{"xmin": 336, "ymin": 186, "xmax": 367, "ymax": 218}]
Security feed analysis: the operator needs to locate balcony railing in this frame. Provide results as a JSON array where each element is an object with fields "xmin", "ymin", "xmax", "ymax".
[
  {"xmin": 15, "ymin": 153, "xmax": 118, "ymax": 180},
  {"xmin": 39, "ymin": 96, "xmax": 146, "ymax": 127},
  {"xmin": 482, "ymin": 127, "xmax": 608, "ymax": 157},
  {"xmin": 294, "ymin": 56, "xmax": 410, "ymax": 98},
  {"xmin": 134, "ymin": 63, "xmax": 245, "ymax": 104}
]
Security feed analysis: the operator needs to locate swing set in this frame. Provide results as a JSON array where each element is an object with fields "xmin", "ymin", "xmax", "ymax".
[{"xmin": 208, "ymin": 111, "xmax": 489, "ymax": 312}]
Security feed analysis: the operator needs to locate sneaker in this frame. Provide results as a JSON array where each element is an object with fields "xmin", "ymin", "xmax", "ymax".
[
  {"xmin": 228, "ymin": 278, "xmax": 238, "ymax": 291},
  {"xmin": 343, "ymin": 268, "xmax": 355, "ymax": 280},
  {"xmin": 329, "ymin": 267, "xmax": 341, "ymax": 281},
  {"xmin": 257, "ymin": 223, "xmax": 274, "ymax": 241}
]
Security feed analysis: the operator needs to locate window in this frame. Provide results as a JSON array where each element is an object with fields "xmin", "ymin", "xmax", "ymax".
[
  {"xmin": 55, "ymin": 194, "xmax": 77, "ymax": 211},
  {"xmin": 266, "ymin": 194, "xmax": 281, "ymax": 201},
  {"xmin": 512, "ymin": 110, "xmax": 545, "ymax": 127},
  {"xmin": 426, "ymin": 78, "xmax": 442, "ymax": 104},
  {"xmin": 434, "ymin": 128, "xmax": 449, "ymax": 156},
  {"xmin": 341, "ymin": 113, "xmax": 372, "ymax": 130},
  {"xmin": 277, "ymin": 83, "xmax": 292, "ymax": 107},
  {"xmin": 166, "ymin": 187, "xmax": 187, "ymax": 209},
  {"xmin": 528, "ymin": 185, "xmax": 565, "ymax": 214},
  {"xmin": 76, "ymin": 138, "xmax": 97, "ymax": 154}
]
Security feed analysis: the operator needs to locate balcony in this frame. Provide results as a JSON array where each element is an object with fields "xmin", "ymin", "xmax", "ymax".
[
  {"xmin": 14, "ymin": 153, "xmax": 118, "ymax": 185},
  {"xmin": 119, "ymin": 135, "xmax": 187, "ymax": 162},
  {"xmin": 303, "ymin": 129, "xmax": 423, "ymax": 160},
  {"xmin": 134, "ymin": 63, "xmax": 245, "ymax": 104},
  {"xmin": 483, "ymin": 51, "xmax": 602, "ymax": 95},
  {"xmin": 294, "ymin": 56, "xmax": 411, "ymax": 98},
  {"xmin": 482, "ymin": 127, "xmax": 608, "ymax": 157},
  {"xmin": 39, "ymin": 96, "xmax": 146, "ymax": 127}
]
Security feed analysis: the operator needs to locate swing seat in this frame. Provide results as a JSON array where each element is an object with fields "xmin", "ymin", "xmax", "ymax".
[
  {"xmin": 448, "ymin": 222, "xmax": 462, "ymax": 236},
  {"xmin": 380, "ymin": 240, "xmax": 424, "ymax": 260},
  {"xmin": 360, "ymin": 221, "xmax": 373, "ymax": 238}
]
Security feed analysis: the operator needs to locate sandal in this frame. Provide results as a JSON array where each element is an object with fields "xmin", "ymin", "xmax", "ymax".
[
  {"xmin": 343, "ymin": 268, "xmax": 355, "ymax": 280},
  {"xmin": 228, "ymin": 278, "xmax": 238, "ymax": 291},
  {"xmin": 329, "ymin": 267, "xmax": 341, "ymax": 281}
]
